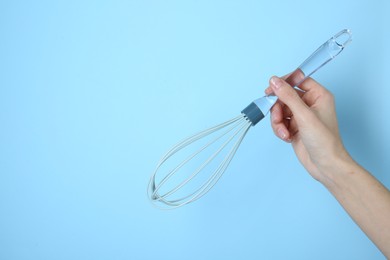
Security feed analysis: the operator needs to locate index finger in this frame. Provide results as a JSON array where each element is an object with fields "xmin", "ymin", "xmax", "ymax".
[
  {"xmin": 284, "ymin": 69, "xmax": 305, "ymax": 87},
  {"xmin": 264, "ymin": 69, "xmax": 305, "ymax": 95},
  {"xmin": 297, "ymin": 77, "xmax": 327, "ymax": 93}
]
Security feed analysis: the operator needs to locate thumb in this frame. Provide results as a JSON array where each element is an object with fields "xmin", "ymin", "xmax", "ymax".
[{"xmin": 270, "ymin": 76, "xmax": 309, "ymax": 117}]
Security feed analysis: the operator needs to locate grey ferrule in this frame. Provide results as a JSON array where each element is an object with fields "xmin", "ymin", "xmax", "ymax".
[{"xmin": 241, "ymin": 102, "xmax": 264, "ymax": 126}]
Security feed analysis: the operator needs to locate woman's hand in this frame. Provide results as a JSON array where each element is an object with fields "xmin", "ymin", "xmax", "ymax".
[
  {"xmin": 264, "ymin": 72, "xmax": 390, "ymax": 257},
  {"xmin": 264, "ymin": 71, "xmax": 351, "ymax": 184}
]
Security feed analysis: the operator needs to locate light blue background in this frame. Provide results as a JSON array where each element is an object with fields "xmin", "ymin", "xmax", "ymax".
[{"xmin": 1, "ymin": 0, "xmax": 389, "ymax": 259}]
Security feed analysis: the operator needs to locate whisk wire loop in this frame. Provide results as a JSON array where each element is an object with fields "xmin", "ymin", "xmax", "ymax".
[
  {"xmin": 148, "ymin": 115, "xmax": 252, "ymax": 209},
  {"xmin": 156, "ymin": 117, "xmax": 247, "ymax": 199},
  {"xmin": 158, "ymin": 119, "xmax": 251, "ymax": 205}
]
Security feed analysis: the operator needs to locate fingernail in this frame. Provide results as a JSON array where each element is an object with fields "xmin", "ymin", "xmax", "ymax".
[
  {"xmin": 271, "ymin": 76, "xmax": 282, "ymax": 89},
  {"xmin": 278, "ymin": 128, "xmax": 287, "ymax": 139}
]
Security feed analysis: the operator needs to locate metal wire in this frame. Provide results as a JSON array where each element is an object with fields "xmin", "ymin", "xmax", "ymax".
[{"xmin": 148, "ymin": 115, "xmax": 252, "ymax": 209}]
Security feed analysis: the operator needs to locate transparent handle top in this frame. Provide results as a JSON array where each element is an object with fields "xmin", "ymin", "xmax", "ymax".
[
  {"xmin": 262, "ymin": 29, "xmax": 352, "ymax": 115},
  {"xmin": 298, "ymin": 29, "xmax": 352, "ymax": 79}
]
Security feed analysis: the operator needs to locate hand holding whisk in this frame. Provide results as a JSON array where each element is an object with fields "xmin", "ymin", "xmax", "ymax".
[{"xmin": 148, "ymin": 29, "xmax": 352, "ymax": 209}]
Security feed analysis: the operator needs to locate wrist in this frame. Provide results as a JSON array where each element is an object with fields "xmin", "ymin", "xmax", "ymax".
[{"xmin": 316, "ymin": 149, "xmax": 358, "ymax": 190}]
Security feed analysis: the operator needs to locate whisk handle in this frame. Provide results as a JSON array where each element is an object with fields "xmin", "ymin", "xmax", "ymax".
[
  {"xmin": 241, "ymin": 95, "xmax": 277, "ymax": 126},
  {"xmin": 241, "ymin": 102, "xmax": 264, "ymax": 125},
  {"xmin": 242, "ymin": 29, "xmax": 352, "ymax": 127}
]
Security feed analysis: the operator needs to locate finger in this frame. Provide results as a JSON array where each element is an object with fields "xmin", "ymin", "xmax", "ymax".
[
  {"xmin": 265, "ymin": 82, "xmax": 305, "ymax": 97},
  {"xmin": 288, "ymin": 116, "xmax": 299, "ymax": 138},
  {"xmin": 297, "ymin": 77, "xmax": 326, "ymax": 92},
  {"xmin": 265, "ymin": 73, "xmax": 293, "ymax": 94},
  {"xmin": 281, "ymin": 73, "xmax": 292, "ymax": 80},
  {"xmin": 269, "ymin": 76, "xmax": 310, "ymax": 120},
  {"xmin": 300, "ymin": 81, "xmax": 333, "ymax": 108},
  {"xmin": 270, "ymin": 102, "xmax": 291, "ymax": 142},
  {"xmin": 301, "ymin": 91, "xmax": 320, "ymax": 107},
  {"xmin": 270, "ymin": 101, "xmax": 283, "ymax": 124},
  {"xmin": 284, "ymin": 69, "xmax": 305, "ymax": 87},
  {"xmin": 265, "ymin": 86, "xmax": 273, "ymax": 95},
  {"xmin": 264, "ymin": 69, "xmax": 305, "ymax": 95},
  {"xmin": 282, "ymin": 104, "xmax": 293, "ymax": 119}
]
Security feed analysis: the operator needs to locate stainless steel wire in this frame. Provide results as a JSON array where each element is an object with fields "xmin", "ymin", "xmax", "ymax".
[{"xmin": 148, "ymin": 115, "xmax": 252, "ymax": 209}]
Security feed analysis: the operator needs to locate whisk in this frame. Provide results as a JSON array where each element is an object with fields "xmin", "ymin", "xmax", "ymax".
[{"xmin": 148, "ymin": 29, "xmax": 352, "ymax": 209}]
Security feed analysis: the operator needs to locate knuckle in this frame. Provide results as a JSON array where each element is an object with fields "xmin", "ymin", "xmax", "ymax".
[
  {"xmin": 283, "ymin": 86, "xmax": 297, "ymax": 99},
  {"xmin": 322, "ymin": 89, "xmax": 335, "ymax": 102}
]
